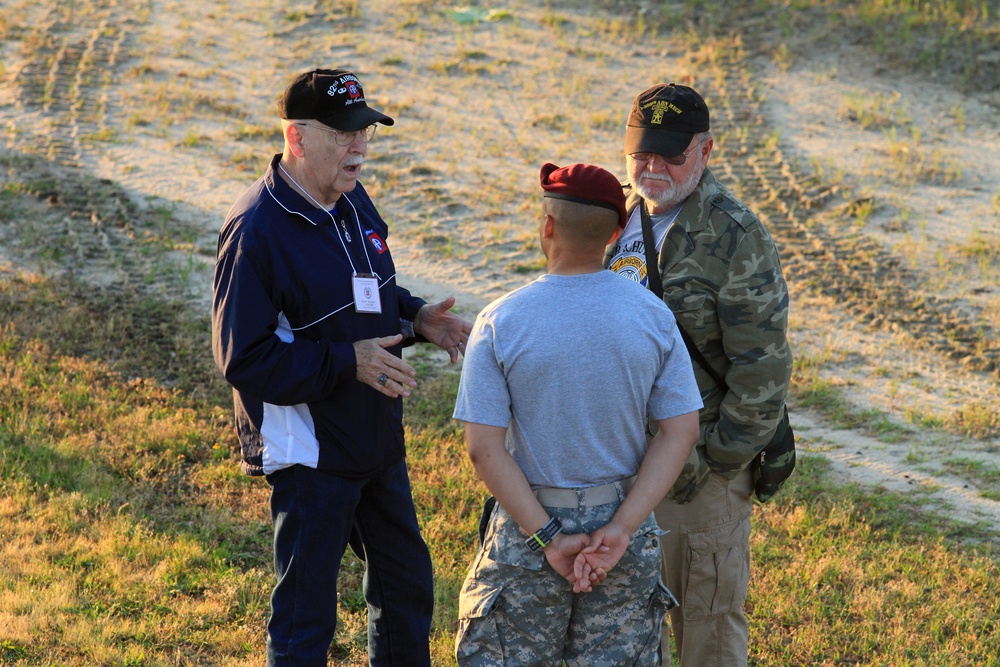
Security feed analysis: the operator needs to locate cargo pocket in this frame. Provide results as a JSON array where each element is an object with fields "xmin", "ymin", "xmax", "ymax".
[
  {"xmin": 682, "ymin": 517, "xmax": 751, "ymax": 621},
  {"xmin": 455, "ymin": 579, "xmax": 504, "ymax": 665},
  {"xmin": 631, "ymin": 580, "xmax": 678, "ymax": 666}
]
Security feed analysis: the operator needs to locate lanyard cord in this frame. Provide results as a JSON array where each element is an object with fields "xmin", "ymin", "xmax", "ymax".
[{"xmin": 278, "ymin": 162, "xmax": 376, "ymax": 277}]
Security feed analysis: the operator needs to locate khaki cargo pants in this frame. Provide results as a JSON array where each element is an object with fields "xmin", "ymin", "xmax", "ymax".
[{"xmin": 656, "ymin": 470, "xmax": 753, "ymax": 667}]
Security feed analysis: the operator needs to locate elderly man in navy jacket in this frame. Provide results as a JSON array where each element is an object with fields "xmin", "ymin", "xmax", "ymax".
[{"xmin": 212, "ymin": 68, "xmax": 471, "ymax": 667}]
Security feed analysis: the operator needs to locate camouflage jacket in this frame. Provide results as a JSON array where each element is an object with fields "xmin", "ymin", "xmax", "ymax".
[{"xmin": 605, "ymin": 168, "xmax": 793, "ymax": 502}]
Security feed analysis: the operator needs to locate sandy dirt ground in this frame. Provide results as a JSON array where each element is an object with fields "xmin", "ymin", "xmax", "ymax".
[{"xmin": 1, "ymin": 0, "xmax": 998, "ymax": 532}]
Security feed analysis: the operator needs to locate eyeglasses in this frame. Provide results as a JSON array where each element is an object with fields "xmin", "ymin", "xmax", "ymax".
[
  {"xmin": 631, "ymin": 139, "xmax": 707, "ymax": 166},
  {"xmin": 295, "ymin": 122, "xmax": 377, "ymax": 146}
]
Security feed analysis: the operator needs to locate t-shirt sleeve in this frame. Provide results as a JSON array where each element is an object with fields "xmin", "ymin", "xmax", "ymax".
[
  {"xmin": 452, "ymin": 315, "xmax": 511, "ymax": 427},
  {"xmin": 648, "ymin": 317, "xmax": 704, "ymax": 420}
]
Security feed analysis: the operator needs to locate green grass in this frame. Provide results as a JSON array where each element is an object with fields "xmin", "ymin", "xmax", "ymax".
[{"xmin": 2, "ymin": 270, "xmax": 1000, "ymax": 665}]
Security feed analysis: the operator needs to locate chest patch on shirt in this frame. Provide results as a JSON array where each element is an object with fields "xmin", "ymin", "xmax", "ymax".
[
  {"xmin": 609, "ymin": 254, "xmax": 647, "ymax": 286},
  {"xmin": 365, "ymin": 229, "xmax": 388, "ymax": 254}
]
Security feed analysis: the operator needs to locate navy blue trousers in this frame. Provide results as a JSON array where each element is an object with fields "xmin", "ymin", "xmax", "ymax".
[{"xmin": 265, "ymin": 462, "xmax": 434, "ymax": 666}]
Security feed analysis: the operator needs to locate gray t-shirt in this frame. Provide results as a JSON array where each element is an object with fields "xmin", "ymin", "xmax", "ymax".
[{"xmin": 453, "ymin": 270, "xmax": 702, "ymax": 489}]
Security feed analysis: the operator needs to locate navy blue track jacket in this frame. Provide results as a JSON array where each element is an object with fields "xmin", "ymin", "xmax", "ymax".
[{"xmin": 212, "ymin": 154, "xmax": 426, "ymax": 477}]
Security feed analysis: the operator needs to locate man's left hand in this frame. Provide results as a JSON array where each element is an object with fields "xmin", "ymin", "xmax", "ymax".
[
  {"xmin": 572, "ymin": 522, "xmax": 631, "ymax": 589},
  {"xmin": 414, "ymin": 296, "xmax": 472, "ymax": 363}
]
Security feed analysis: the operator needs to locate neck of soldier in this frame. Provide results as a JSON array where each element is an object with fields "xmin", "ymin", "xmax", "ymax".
[{"xmin": 545, "ymin": 245, "xmax": 606, "ymax": 276}]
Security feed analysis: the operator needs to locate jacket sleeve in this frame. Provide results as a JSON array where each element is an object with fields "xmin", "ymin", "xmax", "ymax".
[
  {"xmin": 394, "ymin": 285, "xmax": 428, "ymax": 344},
  {"xmin": 703, "ymin": 223, "xmax": 793, "ymax": 475},
  {"xmin": 212, "ymin": 220, "xmax": 357, "ymax": 406}
]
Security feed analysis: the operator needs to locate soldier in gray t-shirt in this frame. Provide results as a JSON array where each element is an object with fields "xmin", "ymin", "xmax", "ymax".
[{"xmin": 452, "ymin": 162, "xmax": 702, "ymax": 666}]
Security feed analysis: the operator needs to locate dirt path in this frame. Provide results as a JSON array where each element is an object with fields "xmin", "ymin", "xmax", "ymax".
[{"xmin": 1, "ymin": 0, "xmax": 997, "ymax": 533}]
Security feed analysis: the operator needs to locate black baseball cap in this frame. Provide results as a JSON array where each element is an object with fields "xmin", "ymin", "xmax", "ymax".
[
  {"xmin": 278, "ymin": 68, "xmax": 393, "ymax": 131},
  {"xmin": 625, "ymin": 83, "xmax": 710, "ymax": 157}
]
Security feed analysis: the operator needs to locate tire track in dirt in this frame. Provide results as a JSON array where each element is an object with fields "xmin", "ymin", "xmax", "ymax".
[
  {"xmin": 0, "ymin": 0, "xmax": 189, "ymax": 304},
  {"xmin": 9, "ymin": 0, "xmax": 137, "ymax": 167},
  {"xmin": 704, "ymin": 64, "xmax": 999, "ymax": 382}
]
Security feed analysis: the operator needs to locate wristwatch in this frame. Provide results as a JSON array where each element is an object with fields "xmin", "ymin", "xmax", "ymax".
[{"xmin": 525, "ymin": 516, "xmax": 563, "ymax": 552}]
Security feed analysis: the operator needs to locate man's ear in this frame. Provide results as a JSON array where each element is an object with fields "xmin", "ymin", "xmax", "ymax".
[
  {"xmin": 540, "ymin": 213, "xmax": 556, "ymax": 239},
  {"xmin": 701, "ymin": 136, "xmax": 714, "ymax": 165},
  {"xmin": 284, "ymin": 123, "xmax": 305, "ymax": 158}
]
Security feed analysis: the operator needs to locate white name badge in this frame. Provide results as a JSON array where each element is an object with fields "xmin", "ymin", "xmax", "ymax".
[{"xmin": 353, "ymin": 274, "xmax": 382, "ymax": 313}]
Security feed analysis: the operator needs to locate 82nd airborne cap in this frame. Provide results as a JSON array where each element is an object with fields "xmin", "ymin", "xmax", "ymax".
[{"xmin": 278, "ymin": 68, "xmax": 394, "ymax": 132}]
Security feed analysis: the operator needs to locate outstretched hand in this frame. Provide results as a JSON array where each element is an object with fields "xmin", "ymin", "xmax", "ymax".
[{"xmin": 414, "ymin": 297, "xmax": 472, "ymax": 363}]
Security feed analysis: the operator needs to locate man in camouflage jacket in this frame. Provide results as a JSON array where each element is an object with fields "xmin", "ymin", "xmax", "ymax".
[{"xmin": 604, "ymin": 83, "xmax": 793, "ymax": 667}]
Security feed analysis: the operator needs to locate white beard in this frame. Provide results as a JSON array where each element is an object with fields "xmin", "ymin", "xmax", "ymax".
[{"xmin": 628, "ymin": 154, "xmax": 705, "ymax": 212}]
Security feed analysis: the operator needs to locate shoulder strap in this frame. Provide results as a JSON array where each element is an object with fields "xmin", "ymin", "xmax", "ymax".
[
  {"xmin": 641, "ymin": 203, "xmax": 728, "ymax": 393},
  {"xmin": 639, "ymin": 203, "xmax": 663, "ymax": 300},
  {"xmin": 674, "ymin": 319, "xmax": 729, "ymax": 394}
]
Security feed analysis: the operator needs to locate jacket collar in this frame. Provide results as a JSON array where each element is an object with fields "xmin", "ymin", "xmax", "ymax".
[{"xmin": 264, "ymin": 154, "xmax": 345, "ymax": 227}]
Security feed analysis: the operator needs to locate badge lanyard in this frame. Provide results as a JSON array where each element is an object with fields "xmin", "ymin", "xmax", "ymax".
[{"xmin": 278, "ymin": 163, "xmax": 382, "ymax": 313}]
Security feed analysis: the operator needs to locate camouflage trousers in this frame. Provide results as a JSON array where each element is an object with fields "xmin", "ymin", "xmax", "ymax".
[{"xmin": 456, "ymin": 489, "xmax": 674, "ymax": 666}]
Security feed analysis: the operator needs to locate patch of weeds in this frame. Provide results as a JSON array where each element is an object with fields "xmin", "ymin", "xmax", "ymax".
[
  {"xmin": 232, "ymin": 123, "xmax": 282, "ymax": 143},
  {"xmin": 445, "ymin": 7, "xmax": 510, "ymax": 24},
  {"xmin": 532, "ymin": 114, "xmax": 573, "ymax": 132},
  {"xmin": 541, "ymin": 11, "xmax": 569, "ymax": 29},
  {"xmin": 842, "ymin": 89, "xmax": 911, "ymax": 130},
  {"xmin": 944, "ymin": 458, "xmax": 1000, "ymax": 491},
  {"xmin": 904, "ymin": 406, "xmax": 946, "ymax": 430},
  {"xmin": 318, "ymin": 0, "xmax": 362, "ymax": 18},
  {"xmin": 284, "ymin": 9, "xmax": 310, "ymax": 22},
  {"xmin": 1, "ymin": 640, "xmax": 31, "ymax": 660},
  {"xmin": 509, "ymin": 257, "xmax": 546, "ymax": 274},
  {"xmin": 882, "ymin": 126, "xmax": 962, "ymax": 185},
  {"xmin": 179, "ymin": 130, "xmax": 207, "ymax": 148},
  {"xmin": 859, "ymin": 409, "xmax": 909, "ymax": 442},
  {"xmin": 589, "ymin": 109, "xmax": 622, "ymax": 131},
  {"xmin": 843, "ymin": 196, "xmax": 875, "ymax": 226},
  {"xmin": 946, "ymin": 401, "xmax": 1000, "ymax": 439},
  {"xmin": 80, "ymin": 127, "xmax": 116, "ymax": 142},
  {"xmin": 795, "ymin": 377, "xmax": 853, "ymax": 427},
  {"xmin": 124, "ymin": 113, "xmax": 151, "ymax": 130},
  {"xmin": 773, "ymin": 43, "xmax": 794, "ymax": 71},
  {"xmin": 428, "ymin": 60, "xmax": 461, "ymax": 75},
  {"xmin": 230, "ymin": 149, "xmax": 267, "ymax": 174},
  {"xmin": 955, "ymin": 230, "xmax": 1000, "ymax": 262},
  {"xmin": 950, "ymin": 103, "xmax": 966, "ymax": 131},
  {"xmin": 127, "ymin": 62, "xmax": 158, "ymax": 78}
]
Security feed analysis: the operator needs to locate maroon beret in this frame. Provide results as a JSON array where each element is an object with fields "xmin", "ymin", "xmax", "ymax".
[{"xmin": 539, "ymin": 162, "xmax": 627, "ymax": 229}]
